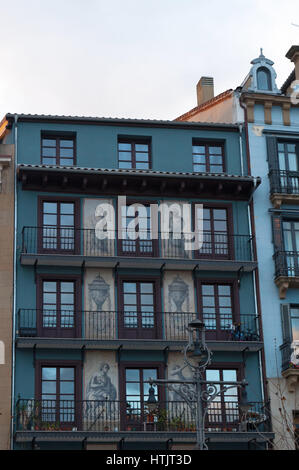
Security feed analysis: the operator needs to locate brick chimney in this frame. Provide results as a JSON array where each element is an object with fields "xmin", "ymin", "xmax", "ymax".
[
  {"xmin": 286, "ymin": 45, "xmax": 299, "ymax": 80},
  {"xmin": 196, "ymin": 76, "xmax": 214, "ymax": 106}
]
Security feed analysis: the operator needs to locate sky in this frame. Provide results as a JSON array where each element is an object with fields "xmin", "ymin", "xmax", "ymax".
[{"xmin": 0, "ymin": 0, "xmax": 299, "ymax": 120}]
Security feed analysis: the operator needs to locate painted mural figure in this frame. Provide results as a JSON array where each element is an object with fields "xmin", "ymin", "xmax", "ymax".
[
  {"xmin": 87, "ymin": 274, "xmax": 112, "ymax": 338},
  {"xmin": 86, "ymin": 362, "xmax": 117, "ymax": 401},
  {"xmin": 86, "ymin": 363, "xmax": 117, "ymax": 421},
  {"xmin": 168, "ymin": 276, "xmax": 190, "ymax": 339}
]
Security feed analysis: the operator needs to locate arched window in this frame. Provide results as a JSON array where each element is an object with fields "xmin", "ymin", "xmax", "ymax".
[{"xmin": 257, "ymin": 67, "xmax": 272, "ymax": 91}]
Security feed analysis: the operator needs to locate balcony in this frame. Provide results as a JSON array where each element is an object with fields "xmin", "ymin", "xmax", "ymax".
[
  {"xmin": 273, "ymin": 251, "xmax": 299, "ymax": 298},
  {"xmin": 269, "ymin": 170, "xmax": 299, "ymax": 208},
  {"xmin": 20, "ymin": 227, "xmax": 256, "ymax": 272},
  {"xmin": 15, "ymin": 398, "xmax": 273, "ymax": 445},
  {"xmin": 16, "ymin": 310, "xmax": 262, "ymax": 352},
  {"xmin": 280, "ymin": 340, "xmax": 299, "ymax": 392}
]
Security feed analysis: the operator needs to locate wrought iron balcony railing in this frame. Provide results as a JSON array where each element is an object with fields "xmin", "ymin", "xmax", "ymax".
[
  {"xmin": 273, "ymin": 251, "xmax": 299, "ymax": 278},
  {"xmin": 15, "ymin": 398, "xmax": 271, "ymax": 434},
  {"xmin": 280, "ymin": 341, "xmax": 293, "ymax": 371},
  {"xmin": 269, "ymin": 169, "xmax": 299, "ymax": 195},
  {"xmin": 21, "ymin": 227, "xmax": 255, "ymax": 262},
  {"xmin": 17, "ymin": 309, "xmax": 261, "ymax": 342}
]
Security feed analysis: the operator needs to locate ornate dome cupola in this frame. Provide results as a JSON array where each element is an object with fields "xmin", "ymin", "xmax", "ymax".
[{"xmin": 247, "ymin": 48, "xmax": 280, "ymax": 94}]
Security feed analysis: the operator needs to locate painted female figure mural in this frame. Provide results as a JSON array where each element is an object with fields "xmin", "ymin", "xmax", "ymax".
[
  {"xmin": 86, "ymin": 362, "xmax": 117, "ymax": 422},
  {"xmin": 86, "ymin": 362, "xmax": 117, "ymax": 401}
]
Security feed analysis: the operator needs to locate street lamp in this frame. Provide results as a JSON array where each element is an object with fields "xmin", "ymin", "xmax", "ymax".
[{"xmin": 147, "ymin": 319, "xmax": 249, "ymax": 450}]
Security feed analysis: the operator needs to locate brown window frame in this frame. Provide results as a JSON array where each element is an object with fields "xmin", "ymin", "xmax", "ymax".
[
  {"xmin": 36, "ymin": 273, "xmax": 82, "ymax": 338},
  {"xmin": 192, "ymin": 141, "xmax": 225, "ymax": 173},
  {"xmin": 41, "ymin": 134, "xmax": 76, "ymax": 166},
  {"xmin": 118, "ymin": 137, "xmax": 151, "ymax": 170},
  {"xmin": 35, "ymin": 359, "xmax": 82, "ymax": 430},
  {"xmin": 193, "ymin": 202, "xmax": 234, "ymax": 260},
  {"xmin": 197, "ymin": 278, "xmax": 240, "ymax": 340},
  {"xmin": 117, "ymin": 199, "xmax": 158, "ymax": 257},
  {"xmin": 204, "ymin": 362, "xmax": 244, "ymax": 431},
  {"xmin": 119, "ymin": 361, "xmax": 165, "ymax": 431},
  {"xmin": 117, "ymin": 274, "xmax": 162, "ymax": 340},
  {"xmin": 37, "ymin": 196, "xmax": 81, "ymax": 255}
]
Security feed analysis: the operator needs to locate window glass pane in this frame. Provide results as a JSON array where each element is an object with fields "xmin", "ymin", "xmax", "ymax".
[
  {"xmin": 119, "ymin": 162, "xmax": 132, "ymax": 169},
  {"xmin": 288, "ymin": 153, "xmax": 298, "ymax": 172},
  {"xmin": 60, "ymin": 148, "xmax": 73, "ymax": 157},
  {"xmin": 223, "ymin": 370, "xmax": 237, "ymax": 382},
  {"xmin": 140, "ymin": 294, "xmax": 154, "ymax": 305},
  {"xmin": 42, "ymin": 147, "xmax": 56, "ymax": 157},
  {"xmin": 42, "ymin": 367, "xmax": 57, "ymax": 380},
  {"xmin": 209, "ymin": 146, "xmax": 222, "ymax": 155},
  {"xmin": 218, "ymin": 296, "xmax": 231, "ymax": 307},
  {"xmin": 135, "ymin": 144, "xmax": 149, "ymax": 152},
  {"xmin": 124, "ymin": 294, "xmax": 137, "ymax": 305},
  {"xmin": 123, "ymin": 283, "xmax": 137, "ymax": 293},
  {"xmin": 61, "ymin": 293, "xmax": 74, "ymax": 304},
  {"xmin": 60, "ymin": 203, "xmax": 74, "ymax": 214},
  {"xmin": 201, "ymin": 285, "xmax": 214, "ymax": 295},
  {"xmin": 214, "ymin": 220, "xmax": 227, "ymax": 231},
  {"xmin": 210, "ymin": 165, "xmax": 224, "ymax": 172},
  {"xmin": 43, "ymin": 293, "xmax": 57, "ymax": 304},
  {"xmin": 126, "ymin": 369, "xmax": 139, "ymax": 381},
  {"xmin": 43, "ymin": 202, "xmax": 57, "ymax": 214},
  {"xmin": 42, "ymin": 157, "xmax": 56, "ymax": 165},
  {"xmin": 42, "ymin": 382, "xmax": 56, "ymax": 394},
  {"xmin": 135, "ymin": 152, "xmax": 149, "ymax": 161},
  {"xmin": 287, "ymin": 144, "xmax": 296, "ymax": 153},
  {"xmin": 136, "ymin": 162, "xmax": 149, "ymax": 169},
  {"xmin": 210, "ymin": 155, "xmax": 223, "ymax": 164},
  {"xmin": 42, "ymin": 139, "xmax": 56, "ymax": 147},
  {"xmin": 213, "ymin": 209, "xmax": 227, "ymax": 220},
  {"xmin": 60, "ymin": 215, "xmax": 74, "ymax": 226},
  {"xmin": 119, "ymin": 152, "xmax": 131, "ymax": 161},
  {"xmin": 118, "ymin": 143, "xmax": 132, "ymax": 151},
  {"xmin": 278, "ymin": 153, "xmax": 286, "ymax": 170},
  {"xmin": 277, "ymin": 143, "xmax": 284, "ymax": 151},
  {"xmin": 140, "ymin": 283, "xmax": 153, "ymax": 293},
  {"xmin": 193, "ymin": 155, "xmax": 206, "ymax": 164},
  {"xmin": 61, "ymin": 282, "xmax": 74, "ymax": 292},
  {"xmin": 218, "ymin": 285, "xmax": 231, "ymax": 295},
  {"xmin": 60, "ymin": 140, "xmax": 74, "ymax": 148},
  {"xmin": 43, "ymin": 282, "xmax": 57, "ymax": 292},
  {"xmin": 206, "ymin": 369, "xmax": 220, "ymax": 382},
  {"xmin": 60, "ymin": 382, "xmax": 74, "ymax": 394},
  {"xmin": 202, "ymin": 296, "xmax": 215, "ymax": 306},
  {"xmin": 193, "ymin": 146, "xmax": 205, "ymax": 153}
]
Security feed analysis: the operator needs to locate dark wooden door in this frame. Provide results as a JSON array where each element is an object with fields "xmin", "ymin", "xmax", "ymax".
[{"xmin": 119, "ymin": 281, "xmax": 160, "ymax": 339}]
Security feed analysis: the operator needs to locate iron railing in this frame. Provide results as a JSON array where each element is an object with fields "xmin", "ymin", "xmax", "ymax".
[
  {"xmin": 21, "ymin": 227, "xmax": 255, "ymax": 262},
  {"xmin": 269, "ymin": 169, "xmax": 299, "ymax": 194},
  {"xmin": 15, "ymin": 399, "xmax": 271, "ymax": 433},
  {"xmin": 273, "ymin": 251, "xmax": 299, "ymax": 277},
  {"xmin": 17, "ymin": 309, "xmax": 261, "ymax": 342}
]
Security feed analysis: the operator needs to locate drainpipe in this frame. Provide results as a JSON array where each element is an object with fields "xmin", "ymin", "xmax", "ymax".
[
  {"xmin": 238, "ymin": 123, "xmax": 244, "ymax": 176},
  {"xmin": 10, "ymin": 114, "xmax": 18, "ymax": 450}
]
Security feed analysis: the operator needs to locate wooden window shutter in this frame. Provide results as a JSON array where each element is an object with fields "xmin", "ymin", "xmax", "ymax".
[
  {"xmin": 281, "ymin": 304, "xmax": 292, "ymax": 343},
  {"xmin": 271, "ymin": 213, "xmax": 283, "ymax": 250},
  {"xmin": 266, "ymin": 136, "xmax": 278, "ymax": 171}
]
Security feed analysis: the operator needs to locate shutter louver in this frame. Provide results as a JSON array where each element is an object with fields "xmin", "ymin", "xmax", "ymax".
[
  {"xmin": 266, "ymin": 136, "xmax": 278, "ymax": 170},
  {"xmin": 281, "ymin": 304, "xmax": 292, "ymax": 343}
]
